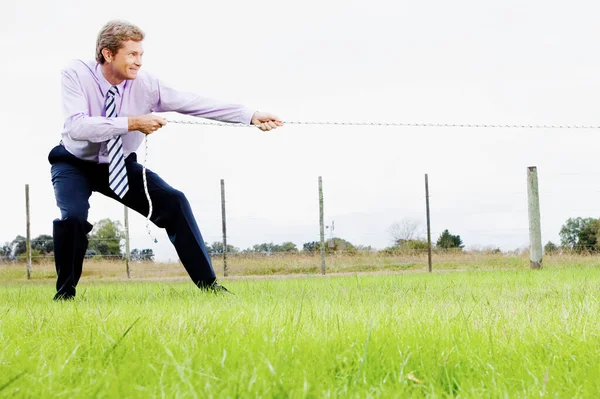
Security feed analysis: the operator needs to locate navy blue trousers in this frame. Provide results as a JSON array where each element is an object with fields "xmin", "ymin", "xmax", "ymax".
[{"xmin": 48, "ymin": 144, "xmax": 216, "ymax": 299}]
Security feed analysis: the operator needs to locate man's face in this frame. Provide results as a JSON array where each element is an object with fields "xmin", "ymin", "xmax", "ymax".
[{"xmin": 104, "ymin": 40, "xmax": 144, "ymax": 80}]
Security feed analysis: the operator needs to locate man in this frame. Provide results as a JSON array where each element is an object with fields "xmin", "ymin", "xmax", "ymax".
[{"xmin": 50, "ymin": 20, "xmax": 283, "ymax": 300}]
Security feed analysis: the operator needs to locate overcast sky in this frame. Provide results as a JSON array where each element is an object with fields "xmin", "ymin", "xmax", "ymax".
[{"xmin": 3, "ymin": 0, "xmax": 600, "ymax": 261}]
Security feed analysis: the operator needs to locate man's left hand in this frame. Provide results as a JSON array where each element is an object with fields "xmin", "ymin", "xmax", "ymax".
[{"xmin": 251, "ymin": 111, "xmax": 284, "ymax": 131}]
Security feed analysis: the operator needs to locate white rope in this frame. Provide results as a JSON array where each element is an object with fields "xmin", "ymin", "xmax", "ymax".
[
  {"xmin": 165, "ymin": 118, "xmax": 600, "ymax": 129},
  {"xmin": 142, "ymin": 135, "xmax": 157, "ymax": 243}
]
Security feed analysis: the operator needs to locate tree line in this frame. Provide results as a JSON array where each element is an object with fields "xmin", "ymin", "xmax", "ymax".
[
  {"xmin": 2, "ymin": 216, "xmax": 594, "ymax": 263},
  {"xmin": 0, "ymin": 219, "xmax": 155, "ymax": 263},
  {"xmin": 1, "ymin": 218, "xmax": 465, "ymax": 262}
]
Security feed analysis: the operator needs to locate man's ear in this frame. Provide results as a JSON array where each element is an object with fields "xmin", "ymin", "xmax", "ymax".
[{"xmin": 101, "ymin": 48, "xmax": 114, "ymax": 63}]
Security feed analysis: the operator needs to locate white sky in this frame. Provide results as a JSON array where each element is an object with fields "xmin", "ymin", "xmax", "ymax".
[{"xmin": 2, "ymin": 0, "xmax": 600, "ymax": 261}]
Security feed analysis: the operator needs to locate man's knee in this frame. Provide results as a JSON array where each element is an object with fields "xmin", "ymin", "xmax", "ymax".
[
  {"xmin": 160, "ymin": 188, "xmax": 190, "ymax": 212},
  {"xmin": 152, "ymin": 189, "xmax": 191, "ymax": 228}
]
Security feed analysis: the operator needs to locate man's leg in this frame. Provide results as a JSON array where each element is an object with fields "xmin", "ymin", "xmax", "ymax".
[
  {"xmin": 49, "ymin": 145, "xmax": 93, "ymax": 300},
  {"xmin": 96, "ymin": 153, "xmax": 217, "ymax": 289}
]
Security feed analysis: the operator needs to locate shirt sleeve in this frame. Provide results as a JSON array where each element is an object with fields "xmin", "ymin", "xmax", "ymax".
[
  {"xmin": 61, "ymin": 68, "xmax": 128, "ymax": 143},
  {"xmin": 151, "ymin": 77, "xmax": 255, "ymax": 125}
]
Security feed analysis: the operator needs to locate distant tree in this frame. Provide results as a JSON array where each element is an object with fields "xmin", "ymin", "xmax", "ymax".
[
  {"xmin": 326, "ymin": 237, "xmax": 356, "ymax": 253},
  {"xmin": 559, "ymin": 217, "xmax": 600, "ymax": 253},
  {"xmin": 11, "ymin": 235, "xmax": 26, "ymax": 257},
  {"xmin": 131, "ymin": 248, "xmax": 155, "ymax": 262},
  {"xmin": 0, "ymin": 242, "xmax": 13, "ymax": 260},
  {"xmin": 31, "ymin": 234, "xmax": 53, "ymax": 254},
  {"xmin": 544, "ymin": 241, "xmax": 559, "ymax": 255},
  {"xmin": 85, "ymin": 249, "xmax": 98, "ymax": 259},
  {"xmin": 140, "ymin": 249, "xmax": 154, "ymax": 261},
  {"xmin": 388, "ymin": 219, "xmax": 423, "ymax": 245},
  {"xmin": 277, "ymin": 242, "xmax": 298, "ymax": 253},
  {"xmin": 88, "ymin": 219, "xmax": 124, "ymax": 258},
  {"xmin": 1, "ymin": 234, "xmax": 53, "ymax": 262},
  {"xmin": 249, "ymin": 242, "xmax": 278, "ymax": 254},
  {"xmin": 436, "ymin": 229, "xmax": 464, "ymax": 250},
  {"xmin": 302, "ymin": 241, "xmax": 320, "ymax": 252},
  {"xmin": 205, "ymin": 242, "xmax": 239, "ymax": 255},
  {"xmin": 303, "ymin": 238, "xmax": 357, "ymax": 254}
]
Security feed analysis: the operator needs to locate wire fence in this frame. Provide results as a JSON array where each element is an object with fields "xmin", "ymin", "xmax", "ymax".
[{"xmin": 3, "ymin": 165, "xmax": 600, "ymax": 278}]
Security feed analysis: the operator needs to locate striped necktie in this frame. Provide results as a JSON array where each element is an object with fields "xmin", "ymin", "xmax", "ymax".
[{"xmin": 105, "ymin": 86, "xmax": 129, "ymax": 198}]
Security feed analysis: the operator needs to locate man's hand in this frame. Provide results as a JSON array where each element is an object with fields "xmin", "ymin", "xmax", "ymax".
[
  {"xmin": 251, "ymin": 111, "xmax": 284, "ymax": 131},
  {"xmin": 128, "ymin": 114, "xmax": 168, "ymax": 135}
]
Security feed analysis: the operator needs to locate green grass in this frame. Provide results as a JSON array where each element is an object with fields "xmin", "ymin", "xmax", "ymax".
[{"xmin": 1, "ymin": 268, "xmax": 600, "ymax": 398}]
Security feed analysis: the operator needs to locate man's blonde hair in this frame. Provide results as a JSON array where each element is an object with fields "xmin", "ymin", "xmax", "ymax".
[{"xmin": 96, "ymin": 20, "xmax": 145, "ymax": 64}]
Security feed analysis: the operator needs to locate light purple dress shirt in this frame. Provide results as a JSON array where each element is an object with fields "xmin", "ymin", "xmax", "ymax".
[{"xmin": 60, "ymin": 59, "xmax": 255, "ymax": 163}]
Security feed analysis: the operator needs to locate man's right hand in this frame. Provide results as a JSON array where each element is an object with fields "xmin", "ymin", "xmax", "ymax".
[{"xmin": 128, "ymin": 114, "xmax": 168, "ymax": 135}]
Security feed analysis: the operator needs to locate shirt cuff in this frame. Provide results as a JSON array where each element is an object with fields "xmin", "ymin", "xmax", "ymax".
[{"xmin": 240, "ymin": 108, "xmax": 256, "ymax": 125}]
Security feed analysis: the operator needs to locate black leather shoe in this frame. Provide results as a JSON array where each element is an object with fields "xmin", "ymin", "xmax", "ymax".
[
  {"xmin": 53, "ymin": 293, "xmax": 75, "ymax": 301},
  {"xmin": 210, "ymin": 282, "xmax": 233, "ymax": 295}
]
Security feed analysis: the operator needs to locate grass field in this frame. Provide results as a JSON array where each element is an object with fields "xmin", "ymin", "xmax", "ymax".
[
  {"xmin": 4, "ymin": 251, "xmax": 600, "ymax": 281},
  {"xmin": 2, "ymin": 256, "xmax": 600, "ymax": 397}
]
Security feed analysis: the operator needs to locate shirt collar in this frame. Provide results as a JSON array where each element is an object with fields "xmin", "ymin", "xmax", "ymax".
[{"xmin": 95, "ymin": 63, "xmax": 127, "ymax": 97}]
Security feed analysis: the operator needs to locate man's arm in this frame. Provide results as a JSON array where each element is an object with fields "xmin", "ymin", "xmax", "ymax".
[
  {"xmin": 151, "ymin": 78, "xmax": 283, "ymax": 131},
  {"xmin": 152, "ymin": 78, "xmax": 256, "ymax": 124},
  {"xmin": 61, "ymin": 69, "xmax": 129, "ymax": 143}
]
